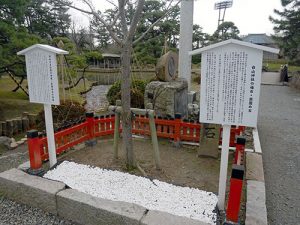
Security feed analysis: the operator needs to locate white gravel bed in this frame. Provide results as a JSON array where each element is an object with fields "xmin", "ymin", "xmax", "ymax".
[{"xmin": 44, "ymin": 161, "xmax": 218, "ymax": 224}]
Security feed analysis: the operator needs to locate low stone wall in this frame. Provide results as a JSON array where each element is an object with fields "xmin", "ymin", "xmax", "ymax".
[
  {"xmin": 0, "ymin": 168, "xmax": 210, "ymax": 225},
  {"xmin": 290, "ymin": 71, "xmax": 300, "ymax": 89},
  {"xmin": 245, "ymin": 129, "xmax": 268, "ymax": 225},
  {"xmin": 83, "ymin": 69, "xmax": 156, "ymax": 85},
  {"xmin": 0, "ymin": 112, "xmax": 37, "ymax": 137}
]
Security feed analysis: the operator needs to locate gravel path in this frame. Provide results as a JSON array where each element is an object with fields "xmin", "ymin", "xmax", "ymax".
[
  {"xmin": 85, "ymin": 85, "xmax": 111, "ymax": 112},
  {"xmin": 258, "ymin": 85, "xmax": 300, "ymax": 224},
  {"xmin": 0, "ymin": 145, "xmax": 77, "ymax": 225}
]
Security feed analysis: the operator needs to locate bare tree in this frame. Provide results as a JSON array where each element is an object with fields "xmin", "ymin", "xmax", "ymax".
[{"xmin": 55, "ymin": 0, "xmax": 180, "ymax": 168}]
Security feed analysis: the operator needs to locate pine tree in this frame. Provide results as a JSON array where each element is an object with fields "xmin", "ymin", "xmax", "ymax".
[{"xmin": 270, "ymin": 0, "xmax": 300, "ymax": 63}]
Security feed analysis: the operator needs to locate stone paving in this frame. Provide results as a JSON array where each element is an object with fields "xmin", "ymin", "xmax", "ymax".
[
  {"xmin": 258, "ymin": 85, "xmax": 300, "ymax": 224},
  {"xmin": 84, "ymin": 85, "xmax": 111, "ymax": 112}
]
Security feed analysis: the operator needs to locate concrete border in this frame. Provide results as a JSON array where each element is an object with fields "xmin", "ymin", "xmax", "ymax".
[
  {"xmin": 0, "ymin": 168, "xmax": 210, "ymax": 225},
  {"xmin": 0, "ymin": 168, "xmax": 65, "ymax": 214},
  {"xmin": 245, "ymin": 129, "xmax": 268, "ymax": 225},
  {"xmin": 0, "ymin": 129, "xmax": 268, "ymax": 225}
]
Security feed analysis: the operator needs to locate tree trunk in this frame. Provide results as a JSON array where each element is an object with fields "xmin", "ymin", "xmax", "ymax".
[{"xmin": 121, "ymin": 42, "xmax": 135, "ymax": 169}]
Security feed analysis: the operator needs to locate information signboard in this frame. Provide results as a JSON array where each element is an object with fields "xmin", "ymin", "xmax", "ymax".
[
  {"xmin": 25, "ymin": 50, "xmax": 60, "ymax": 105},
  {"xmin": 200, "ymin": 45, "xmax": 262, "ymax": 127},
  {"xmin": 18, "ymin": 44, "xmax": 68, "ymax": 168},
  {"xmin": 189, "ymin": 39, "xmax": 279, "ymax": 210}
]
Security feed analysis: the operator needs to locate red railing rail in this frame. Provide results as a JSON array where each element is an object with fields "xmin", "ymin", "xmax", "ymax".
[
  {"xmin": 27, "ymin": 112, "xmax": 245, "ymax": 170},
  {"xmin": 219, "ymin": 125, "xmax": 246, "ymax": 147}
]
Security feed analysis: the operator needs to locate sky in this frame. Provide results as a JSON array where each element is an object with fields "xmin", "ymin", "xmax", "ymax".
[{"xmin": 70, "ymin": 0, "xmax": 284, "ymax": 35}]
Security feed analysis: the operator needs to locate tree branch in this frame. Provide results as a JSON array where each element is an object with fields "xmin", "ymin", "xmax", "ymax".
[
  {"xmin": 54, "ymin": 0, "xmax": 123, "ymax": 45},
  {"xmin": 127, "ymin": 0, "xmax": 145, "ymax": 42},
  {"xmin": 133, "ymin": 0, "xmax": 181, "ymax": 45},
  {"xmin": 118, "ymin": 0, "xmax": 128, "ymax": 36}
]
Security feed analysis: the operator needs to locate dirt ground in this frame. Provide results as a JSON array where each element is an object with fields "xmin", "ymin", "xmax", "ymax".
[{"xmin": 58, "ymin": 137, "xmax": 235, "ymax": 194}]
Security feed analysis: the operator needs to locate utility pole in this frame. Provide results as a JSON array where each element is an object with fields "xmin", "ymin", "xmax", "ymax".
[{"xmin": 178, "ymin": 0, "xmax": 194, "ymax": 89}]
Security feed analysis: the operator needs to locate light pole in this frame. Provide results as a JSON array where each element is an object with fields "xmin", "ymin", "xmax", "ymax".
[{"xmin": 214, "ymin": 0, "xmax": 233, "ymax": 30}]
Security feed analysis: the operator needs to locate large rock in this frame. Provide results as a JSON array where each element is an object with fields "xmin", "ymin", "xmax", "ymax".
[
  {"xmin": 0, "ymin": 168, "xmax": 65, "ymax": 214},
  {"xmin": 0, "ymin": 136, "xmax": 12, "ymax": 150},
  {"xmin": 57, "ymin": 189, "xmax": 146, "ymax": 225},
  {"xmin": 156, "ymin": 51, "xmax": 178, "ymax": 82},
  {"xmin": 144, "ymin": 78, "xmax": 188, "ymax": 117}
]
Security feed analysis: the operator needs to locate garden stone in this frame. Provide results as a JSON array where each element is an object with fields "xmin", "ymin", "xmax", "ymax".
[
  {"xmin": 0, "ymin": 136, "xmax": 12, "ymax": 150},
  {"xmin": 144, "ymin": 78, "xmax": 188, "ymax": 117},
  {"xmin": 10, "ymin": 142, "xmax": 18, "ymax": 149},
  {"xmin": 16, "ymin": 140, "xmax": 25, "ymax": 145}
]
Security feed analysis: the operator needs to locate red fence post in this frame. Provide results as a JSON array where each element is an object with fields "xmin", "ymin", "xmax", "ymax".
[
  {"xmin": 85, "ymin": 112, "xmax": 96, "ymax": 146},
  {"xmin": 234, "ymin": 137, "xmax": 246, "ymax": 165},
  {"xmin": 174, "ymin": 113, "xmax": 181, "ymax": 147},
  {"xmin": 27, "ymin": 130, "xmax": 42, "ymax": 171},
  {"xmin": 226, "ymin": 164, "xmax": 244, "ymax": 223}
]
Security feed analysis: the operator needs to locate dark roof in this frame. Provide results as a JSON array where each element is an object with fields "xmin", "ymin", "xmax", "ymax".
[
  {"xmin": 242, "ymin": 34, "xmax": 275, "ymax": 45},
  {"xmin": 102, "ymin": 53, "xmax": 120, "ymax": 58}
]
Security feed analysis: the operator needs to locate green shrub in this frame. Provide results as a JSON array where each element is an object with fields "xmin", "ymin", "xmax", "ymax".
[
  {"xmin": 107, "ymin": 79, "xmax": 148, "ymax": 108},
  {"xmin": 36, "ymin": 100, "xmax": 85, "ymax": 131}
]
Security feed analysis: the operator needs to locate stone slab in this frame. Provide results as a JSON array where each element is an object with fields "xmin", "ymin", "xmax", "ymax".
[
  {"xmin": 245, "ymin": 180, "xmax": 268, "ymax": 225},
  {"xmin": 144, "ymin": 79, "xmax": 188, "ymax": 117},
  {"xmin": 261, "ymin": 72, "xmax": 281, "ymax": 85},
  {"xmin": 17, "ymin": 161, "xmax": 30, "ymax": 171},
  {"xmin": 57, "ymin": 189, "xmax": 146, "ymax": 225},
  {"xmin": 0, "ymin": 168, "xmax": 65, "ymax": 214},
  {"xmin": 246, "ymin": 152, "xmax": 265, "ymax": 182},
  {"xmin": 198, "ymin": 124, "xmax": 220, "ymax": 158},
  {"xmin": 141, "ymin": 210, "xmax": 210, "ymax": 225}
]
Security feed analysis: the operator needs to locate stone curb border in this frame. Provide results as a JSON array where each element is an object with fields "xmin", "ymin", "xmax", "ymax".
[
  {"xmin": 245, "ymin": 128, "xmax": 268, "ymax": 225},
  {"xmin": 0, "ymin": 168, "xmax": 209, "ymax": 225}
]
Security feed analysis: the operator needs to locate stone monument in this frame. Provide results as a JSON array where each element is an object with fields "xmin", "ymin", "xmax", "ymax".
[{"xmin": 144, "ymin": 51, "xmax": 188, "ymax": 118}]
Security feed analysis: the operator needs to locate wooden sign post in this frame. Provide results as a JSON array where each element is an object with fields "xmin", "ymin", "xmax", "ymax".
[
  {"xmin": 189, "ymin": 39, "xmax": 279, "ymax": 210},
  {"xmin": 18, "ymin": 44, "xmax": 68, "ymax": 167}
]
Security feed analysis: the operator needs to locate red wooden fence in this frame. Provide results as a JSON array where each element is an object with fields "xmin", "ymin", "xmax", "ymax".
[{"xmin": 27, "ymin": 112, "xmax": 245, "ymax": 170}]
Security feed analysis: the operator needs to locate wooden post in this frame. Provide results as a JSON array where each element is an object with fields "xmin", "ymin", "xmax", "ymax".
[
  {"xmin": 16, "ymin": 118, "xmax": 22, "ymax": 133},
  {"xmin": 28, "ymin": 114, "xmax": 37, "ymax": 128},
  {"xmin": 22, "ymin": 117, "xmax": 30, "ymax": 132},
  {"xmin": 44, "ymin": 104, "xmax": 57, "ymax": 167},
  {"xmin": 22, "ymin": 112, "xmax": 29, "ymax": 118},
  {"xmin": 147, "ymin": 103, "xmax": 161, "ymax": 170},
  {"xmin": 57, "ymin": 40, "xmax": 66, "ymax": 102},
  {"xmin": 27, "ymin": 130, "xmax": 42, "ymax": 170},
  {"xmin": 6, "ymin": 120, "xmax": 13, "ymax": 137},
  {"xmin": 218, "ymin": 124, "xmax": 231, "ymax": 210},
  {"xmin": 85, "ymin": 112, "xmax": 96, "ymax": 146},
  {"xmin": 174, "ymin": 113, "xmax": 182, "ymax": 147},
  {"xmin": 1, "ymin": 121, "xmax": 6, "ymax": 136},
  {"xmin": 113, "ymin": 100, "xmax": 121, "ymax": 159},
  {"xmin": 226, "ymin": 165, "xmax": 244, "ymax": 223},
  {"xmin": 12, "ymin": 119, "xmax": 18, "ymax": 135}
]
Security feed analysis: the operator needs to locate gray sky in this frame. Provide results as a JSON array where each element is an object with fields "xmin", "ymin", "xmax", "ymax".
[{"xmin": 70, "ymin": 0, "xmax": 283, "ymax": 35}]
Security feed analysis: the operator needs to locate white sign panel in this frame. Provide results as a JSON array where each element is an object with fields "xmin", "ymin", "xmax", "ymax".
[
  {"xmin": 200, "ymin": 44, "xmax": 263, "ymax": 127},
  {"xmin": 25, "ymin": 49, "xmax": 60, "ymax": 105}
]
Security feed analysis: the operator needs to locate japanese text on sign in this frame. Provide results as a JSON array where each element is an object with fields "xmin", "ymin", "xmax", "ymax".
[
  {"xmin": 25, "ymin": 49, "xmax": 60, "ymax": 105},
  {"xmin": 200, "ymin": 45, "xmax": 263, "ymax": 127}
]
